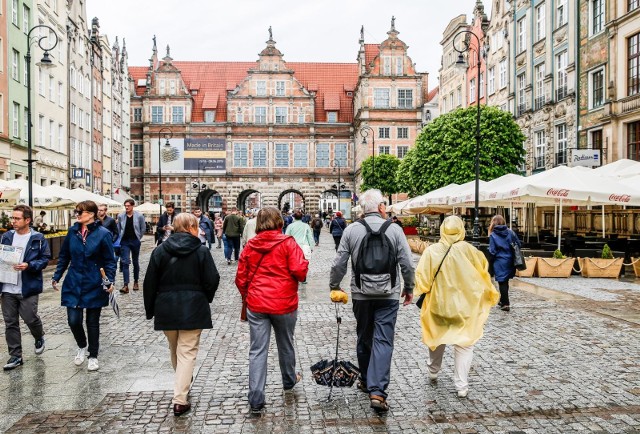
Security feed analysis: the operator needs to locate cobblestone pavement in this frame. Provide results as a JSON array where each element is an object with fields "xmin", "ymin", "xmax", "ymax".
[{"xmin": 0, "ymin": 231, "xmax": 639, "ymax": 433}]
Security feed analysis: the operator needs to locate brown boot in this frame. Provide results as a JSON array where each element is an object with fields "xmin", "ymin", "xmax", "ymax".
[
  {"xmin": 133, "ymin": 281, "xmax": 139, "ymax": 291},
  {"xmin": 120, "ymin": 285, "xmax": 129, "ymax": 294}
]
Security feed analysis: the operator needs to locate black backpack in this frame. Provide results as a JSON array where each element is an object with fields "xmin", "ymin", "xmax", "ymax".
[
  {"xmin": 314, "ymin": 219, "xmax": 323, "ymax": 229},
  {"xmin": 353, "ymin": 219, "xmax": 397, "ymax": 294}
]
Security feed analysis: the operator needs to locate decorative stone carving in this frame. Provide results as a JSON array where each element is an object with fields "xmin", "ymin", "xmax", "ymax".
[{"xmin": 555, "ymin": 29, "xmax": 567, "ymax": 44}]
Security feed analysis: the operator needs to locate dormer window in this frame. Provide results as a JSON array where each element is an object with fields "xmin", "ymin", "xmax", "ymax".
[
  {"xmin": 276, "ymin": 81, "xmax": 285, "ymax": 96},
  {"xmin": 396, "ymin": 57, "xmax": 404, "ymax": 75},
  {"xmin": 383, "ymin": 57, "xmax": 391, "ymax": 75},
  {"xmin": 169, "ymin": 80, "xmax": 176, "ymax": 95},
  {"xmin": 159, "ymin": 79, "xmax": 166, "ymax": 95},
  {"xmin": 327, "ymin": 112, "xmax": 337, "ymax": 123},
  {"xmin": 204, "ymin": 110, "xmax": 215, "ymax": 123},
  {"xmin": 257, "ymin": 81, "xmax": 266, "ymax": 96}
]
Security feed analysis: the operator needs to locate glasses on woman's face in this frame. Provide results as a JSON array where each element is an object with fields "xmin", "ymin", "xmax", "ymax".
[{"xmin": 74, "ymin": 210, "xmax": 88, "ymax": 216}]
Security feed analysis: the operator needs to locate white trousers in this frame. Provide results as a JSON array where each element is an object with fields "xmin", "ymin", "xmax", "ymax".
[{"xmin": 427, "ymin": 344, "xmax": 474, "ymax": 392}]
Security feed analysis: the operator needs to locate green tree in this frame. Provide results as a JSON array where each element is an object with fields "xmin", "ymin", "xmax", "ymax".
[
  {"xmin": 396, "ymin": 105, "xmax": 526, "ymax": 195},
  {"xmin": 361, "ymin": 153, "xmax": 401, "ymax": 203}
]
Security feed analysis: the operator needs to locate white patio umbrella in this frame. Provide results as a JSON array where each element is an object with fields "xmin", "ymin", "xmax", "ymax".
[
  {"xmin": 134, "ymin": 202, "xmax": 165, "ymax": 215},
  {"xmin": 0, "ymin": 179, "xmax": 76, "ymax": 210},
  {"xmin": 44, "ymin": 185, "xmax": 123, "ymax": 211},
  {"xmin": 387, "ymin": 198, "xmax": 413, "ymax": 215},
  {"xmin": 406, "ymin": 183, "xmax": 461, "ymax": 214},
  {"xmin": 0, "ymin": 185, "xmax": 22, "ymax": 208},
  {"xmin": 593, "ymin": 158, "xmax": 640, "ymax": 177}
]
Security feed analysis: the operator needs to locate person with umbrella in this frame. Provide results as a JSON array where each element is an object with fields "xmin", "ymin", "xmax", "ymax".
[
  {"xmin": 235, "ymin": 207, "xmax": 308, "ymax": 414},
  {"xmin": 52, "ymin": 200, "xmax": 116, "ymax": 372}
]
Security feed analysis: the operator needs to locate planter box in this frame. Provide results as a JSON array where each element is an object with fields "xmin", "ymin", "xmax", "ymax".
[
  {"xmin": 403, "ymin": 226, "xmax": 417, "ymax": 236},
  {"xmin": 536, "ymin": 257, "xmax": 575, "ymax": 278},
  {"xmin": 515, "ymin": 257, "xmax": 538, "ymax": 277},
  {"xmin": 634, "ymin": 258, "xmax": 640, "ymax": 278},
  {"xmin": 578, "ymin": 257, "xmax": 623, "ymax": 278}
]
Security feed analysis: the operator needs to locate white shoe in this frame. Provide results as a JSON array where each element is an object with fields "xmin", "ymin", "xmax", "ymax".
[
  {"xmin": 428, "ymin": 371, "xmax": 438, "ymax": 382},
  {"xmin": 457, "ymin": 388, "xmax": 468, "ymax": 398},
  {"xmin": 74, "ymin": 347, "xmax": 86, "ymax": 366},
  {"xmin": 87, "ymin": 358, "xmax": 99, "ymax": 371}
]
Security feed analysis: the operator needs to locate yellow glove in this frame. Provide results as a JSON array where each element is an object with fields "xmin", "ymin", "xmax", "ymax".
[{"xmin": 330, "ymin": 290, "xmax": 348, "ymax": 304}]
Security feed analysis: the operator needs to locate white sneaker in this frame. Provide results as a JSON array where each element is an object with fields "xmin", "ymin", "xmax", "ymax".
[
  {"xmin": 74, "ymin": 347, "xmax": 86, "ymax": 366},
  {"xmin": 428, "ymin": 371, "xmax": 438, "ymax": 382},
  {"xmin": 87, "ymin": 358, "xmax": 99, "ymax": 371},
  {"xmin": 457, "ymin": 388, "xmax": 469, "ymax": 398}
]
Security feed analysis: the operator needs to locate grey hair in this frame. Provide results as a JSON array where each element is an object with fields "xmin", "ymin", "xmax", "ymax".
[{"xmin": 359, "ymin": 189, "xmax": 385, "ymax": 214}]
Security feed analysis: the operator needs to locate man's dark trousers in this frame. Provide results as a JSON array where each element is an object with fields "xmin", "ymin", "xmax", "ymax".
[{"xmin": 352, "ymin": 299, "xmax": 399, "ymax": 400}]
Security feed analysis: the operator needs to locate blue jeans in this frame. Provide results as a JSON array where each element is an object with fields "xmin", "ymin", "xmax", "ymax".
[
  {"xmin": 120, "ymin": 238, "xmax": 141, "ymax": 285},
  {"xmin": 313, "ymin": 229, "xmax": 321, "ymax": 245},
  {"xmin": 352, "ymin": 299, "xmax": 399, "ymax": 400},
  {"xmin": 67, "ymin": 307, "xmax": 102, "ymax": 358},
  {"xmin": 224, "ymin": 235, "xmax": 241, "ymax": 261}
]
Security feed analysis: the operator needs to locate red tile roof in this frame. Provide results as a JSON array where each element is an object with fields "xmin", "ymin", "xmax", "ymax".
[
  {"xmin": 129, "ymin": 61, "xmax": 358, "ymax": 123},
  {"xmin": 364, "ymin": 44, "xmax": 380, "ymax": 73},
  {"xmin": 202, "ymin": 92, "xmax": 218, "ymax": 109},
  {"xmin": 426, "ymin": 86, "xmax": 439, "ymax": 103}
]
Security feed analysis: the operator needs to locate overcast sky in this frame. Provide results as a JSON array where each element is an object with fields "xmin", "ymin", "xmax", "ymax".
[{"xmin": 87, "ymin": 0, "xmax": 491, "ymax": 91}]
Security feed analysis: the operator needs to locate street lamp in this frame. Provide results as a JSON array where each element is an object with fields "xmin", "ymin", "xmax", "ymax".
[
  {"xmin": 360, "ymin": 126, "xmax": 376, "ymax": 184},
  {"xmin": 26, "ymin": 25, "xmax": 58, "ymax": 209},
  {"xmin": 454, "ymin": 29, "xmax": 483, "ymax": 240},
  {"xmin": 157, "ymin": 127, "xmax": 173, "ymax": 215},
  {"xmin": 331, "ymin": 159, "xmax": 346, "ymax": 216}
]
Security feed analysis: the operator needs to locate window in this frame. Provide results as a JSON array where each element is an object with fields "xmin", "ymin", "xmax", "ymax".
[
  {"xmin": 158, "ymin": 80, "xmax": 165, "ymax": 95},
  {"xmin": 534, "ymin": 130, "xmax": 546, "ymax": 169},
  {"xmin": 373, "ymin": 89, "xmax": 390, "ymax": 108},
  {"xmin": 275, "ymin": 144, "xmax": 289, "ymax": 167},
  {"xmin": 316, "ymin": 143, "xmax": 329, "ymax": 167},
  {"xmin": 629, "ymin": 121, "xmax": 640, "ymax": 161},
  {"xmin": 378, "ymin": 127, "xmax": 390, "ymax": 139},
  {"xmin": 38, "ymin": 68, "xmax": 45, "ymax": 96},
  {"xmin": 133, "ymin": 107, "xmax": 142, "ymax": 122},
  {"xmin": 58, "ymin": 124, "xmax": 63, "ymax": 152},
  {"xmin": 383, "ymin": 57, "xmax": 391, "ymax": 75},
  {"xmin": 591, "ymin": 129, "xmax": 603, "ymax": 152},
  {"xmin": 275, "ymin": 81, "xmax": 285, "ymax": 96},
  {"xmin": 255, "ymin": 107, "xmax": 266, "ymax": 124},
  {"xmin": 470, "ymin": 78, "xmax": 476, "ymax": 103},
  {"xmin": 517, "ymin": 73, "xmax": 526, "ymax": 115},
  {"xmin": 335, "ymin": 143, "xmax": 347, "ymax": 166},
  {"xmin": 556, "ymin": 124, "xmax": 567, "ymax": 165},
  {"xmin": 234, "ymin": 143, "xmax": 248, "ymax": 167},
  {"xmin": 379, "ymin": 146, "xmax": 390, "ymax": 155},
  {"xmin": 253, "ymin": 143, "xmax": 267, "ymax": 167},
  {"xmin": 22, "ymin": 5, "xmax": 30, "ymax": 33},
  {"xmin": 70, "ymin": 66, "xmax": 76, "ymax": 88},
  {"xmin": 204, "ymin": 110, "xmax": 215, "ymax": 123},
  {"xmin": 630, "ymin": 0, "xmax": 640, "ymax": 11},
  {"xmin": 488, "ymin": 67, "xmax": 496, "ymax": 95},
  {"xmin": 38, "ymin": 115, "xmax": 44, "ymax": 147},
  {"xmin": 169, "ymin": 80, "xmax": 176, "ymax": 95},
  {"xmin": 70, "ymin": 103, "xmax": 77, "ymax": 124},
  {"xmin": 590, "ymin": 68, "xmax": 605, "ymax": 108},
  {"xmin": 499, "ymin": 59, "xmax": 508, "ymax": 89},
  {"xmin": 517, "ymin": 17, "xmax": 527, "ymax": 53},
  {"xmin": 275, "ymin": 107, "xmax": 288, "ymax": 124},
  {"xmin": 536, "ymin": 3, "xmax": 546, "ymax": 41},
  {"xmin": 256, "ymin": 81, "xmax": 266, "ymax": 96},
  {"xmin": 556, "ymin": 51, "xmax": 568, "ymax": 100},
  {"xmin": 397, "ymin": 127, "xmax": 409, "ymax": 139},
  {"xmin": 450, "ymin": 93, "xmax": 454, "ymax": 110},
  {"xmin": 397, "ymin": 146, "xmax": 409, "ymax": 159},
  {"xmin": 171, "ymin": 106, "xmax": 184, "ymax": 124},
  {"xmin": 397, "ymin": 89, "xmax": 413, "ymax": 108},
  {"xmin": 49, "ymin": 119, "xmax": 54, "ymax": 149},
  {"xmin": 396, "ymin": 57, "xmax": 403, "ymax": 75},
  {"xmin": 236, "ymin": 108, "xmax": 244, "ymax": 124},
  {"xmin": 12, "ymin": 0, "xmax": 18, "ymax": 25},
  {"xmin": 78, "ymin": 109, "xmax": 84, "ymax": 129},
  {"xmin": 591, "ymin": 0, "xmax": 604, "ymax": 35},
  {"xmin": 479, "ymin": 73, "xmax": 485, "ymax": 99},
  {"xmin": 294, "ymin": 143, "xmax": 307, "ymax": 167},
  {"xmin": 11, "ymin": 50, "xmax": 19, "ymax": 81},
  {"xmin": 557, "ymin": 0, "xmax": 567, "ymax": 27},
  {"xmin": 133, "ymin": 143, "xmax": 143, "ymax": 167},
  {"xmin": 49, "ymin": 75, "xmax": 55, "ymax": 101},
  {"xmin": 298, "ymin": 110, "xmax": 305, "ymax": 124},
  {"xmin": 12, "ymin": 103, "xmax": 19, "ymax": 138},
  {"xmin": 58, "ymin": 82, "xmax": 64, "ymax": 106},
  {"xmin": 535, "ymin": 63, "xmax": 546, "ymax": 109},
  {"xmin": 327, "ymin": 112, "xmax": 337, "ymax": 123},
  {"xmin": 629, "ymin": 33, "xmax": 640, "ymax": 96},
  {"xmin": 457, "ymin": 86, "xmax": 462, "ymax": 105},
  {"xmin": 151, "ymin": 106, "xmax": 163, "ymax": 123}
]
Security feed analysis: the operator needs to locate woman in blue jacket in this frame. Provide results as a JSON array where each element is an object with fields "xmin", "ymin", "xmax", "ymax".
[
  {"xmin": 488, "ymin": 215, "xmax": 520, "ymax": 312},
  {"xmin": 329, "ymin": 211, "xmax": 347, "ymax": 251},
  {"xmin": 52, "ymin": 201, "xmax": 116, "ymax": 371}
]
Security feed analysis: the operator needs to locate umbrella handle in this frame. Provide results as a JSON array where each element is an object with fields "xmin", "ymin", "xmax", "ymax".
[{"xmin": 327, "ymin": 303, "xmax": 342, "ymax": 402}]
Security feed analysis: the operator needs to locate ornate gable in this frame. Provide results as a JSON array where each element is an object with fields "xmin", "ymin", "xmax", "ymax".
[{"xmin": 367, "ymin": 17, "xmax": 417, "ymax": 76}]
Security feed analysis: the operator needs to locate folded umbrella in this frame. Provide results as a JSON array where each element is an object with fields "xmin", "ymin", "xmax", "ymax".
[{"xmin": 100, "ymin": 268, "xmax": 119, "ymax": 319}]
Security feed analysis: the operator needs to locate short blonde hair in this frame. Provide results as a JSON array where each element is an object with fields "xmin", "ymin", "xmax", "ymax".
[
  {"xmin": 256, "ymin": 207, "xmax": 283, "ymax": 233},
  {"xmin": 173, "ymin": 213, "xmax": 199, "ymax": 233}
]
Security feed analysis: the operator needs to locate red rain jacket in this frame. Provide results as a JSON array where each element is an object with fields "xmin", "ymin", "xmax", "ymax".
[{"xmin": 235, "ymin": 230, "xmax": 308, "ymax": 315}]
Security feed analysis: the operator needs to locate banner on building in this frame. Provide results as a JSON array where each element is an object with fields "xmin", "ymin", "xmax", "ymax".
[
  {"xmin": 151, "ymin": 138, "xmax": 227, "ymax": 173},
  {"xmin": 569, "ymin": 149, "xmax": 600, "ymax": 168}
]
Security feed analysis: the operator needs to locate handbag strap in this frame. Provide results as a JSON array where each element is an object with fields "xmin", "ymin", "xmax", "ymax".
[{"xmin": 429, "ymin": 241, "xmax": 459, "ymax": 291}]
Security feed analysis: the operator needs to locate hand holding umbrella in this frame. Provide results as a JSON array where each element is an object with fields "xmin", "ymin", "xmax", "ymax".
[{"xmin": 100, "ymin": 268, "xmax": 119, "ymax": 318}]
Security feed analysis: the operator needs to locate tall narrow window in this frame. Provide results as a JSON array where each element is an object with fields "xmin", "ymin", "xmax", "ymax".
[
  {"xmin": 12, "ymin": 0, "xmax": 18, "ymax": 25},
  {"xmin": 169, "ymin": 80, "xmax": 176, "ymax": 95},
  {"xmin": 253, "ymin": 143, "xmax": 267, "ymax": 167},
  {"xmin": 254, "ymin": 107, "xmax": 266, "ymax": 124},
  {"xmin": 534, "ymin": 131, "xmax": 546, "ymax": 169},
  {"xmin": 536, "ymin": 3, "xmax": 546, "ymax": 41},
  {"xmin": 234, "ymin": 143, "xmax": 248, "ymax": 167},
  {"xmin": 275, "ymin": 107, "xmax": 288, "ymax": 124},
  {"xmin": 630, "ymin": 0, "xmax": 640, "ymax": 12},
  {"xmin": 469, "ymin": 78, "xmax": 476, "ymax": 103},
  {"xmin": 23, "ymin": 5, "xmax": 30, "ymax": 33},
  {"xmin": 590, "ymin": 68, "xmax": 605, "ymax": 108},
  {"xmin": 488, "ymin": 67, "xmax": 495, "ymax": 95},
  {"xmin": 517, "ymin": 73, "xmax": 526, "ymax": 115},
  {"xmin": 256, "ymin": 81, "xmax": 266, "ymax": 96},
  {"xmin": 628, "ymin": 122, "xmax": 640, "ymax": 161},
  {"xmin": 171, "ymin": 106, "xmax": 184, "ymax": 124},
  {"xmin": 11, "ymin": 50, "xmax": 19, "ymax": 81},
  {"xmin": 535, "ymin": 63, "xmax": 546, "ymax": 110},
  {"xmin": 133, "ymin": 107, "xmax": 142, "ymax": 122},
  {"xmin": 275, "ymin": 144, "xmax": 289, "ymax": 167},
  {"xmin": 395, "ymin": 57, "xmax": 403, "ymax": 75},
  {"xmin": 294, "ymin": 143, "xmax": 308, "ymax": 167},
  {"xmin": 12, "ymin": 103, "xmax": 19, "ymax": 138},
  {"xmin": 151, "ymin": 106, "xmax": 163, "ymax": 124},
  {"xmin": 591, "ymin": 0, "xmax": 604, "ymax": 35},
  {"xmin": 275, "ymin": 81, "xmax": 285, "ymax": 96},
  {"xmin": 383, "ymin": 57, "xmax": 391, "ymax": 75},
  {"xmin": 335, "ymin": 143, "xmax": 347, "ymax": 166},
  {"xmin": 479, "ymin": 73, "xmax": 485, "ymax": 99},
  {"xmin": 499, "ymin": 59, "xmax": 508, "ymax": 88},
  {"xmin": 518, "ymin": 17, "xmax": 527, "ymax": 53},
  {"xmin": 557, "ymin": 0, "xmax": 568, "ymax": 27},
  {"xmin": 556, "ymin": 51, "xmax": 568, "ymax": 100},
  {"xmin": 556, "ymin": 124, "xmax": 567, "ymax": 165},
  {"xmin": 133, "ymin": 143, "xmax": 143, "ymax": 167},
  {"xmin": 316, "ymin": 143, "xmax": 329, "ymax": 167},
  {"xmin": 629, "ymin": 33, "xmax": 640, "ymax": 96},
  {"xmin": 49, "ymin": 119, "xmax": 54, "ymax": 149}
]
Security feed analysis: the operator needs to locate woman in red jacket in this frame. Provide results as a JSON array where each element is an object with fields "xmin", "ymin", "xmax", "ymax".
[{"xmin": 235, "ymin": 207, "xmax": 308, "ymax": 414}]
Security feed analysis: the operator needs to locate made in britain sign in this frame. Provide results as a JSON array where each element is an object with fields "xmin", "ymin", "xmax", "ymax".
[
  {"xmin": 569, "ymin": 149, "xmax": 600, "ymax": 167},
  {"xmin": 184, "ymin": 138, "xmax": 226, "ymax": 171}
]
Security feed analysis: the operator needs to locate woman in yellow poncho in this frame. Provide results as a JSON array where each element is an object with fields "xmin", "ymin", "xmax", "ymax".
[{"xmin": 414, "ymin": 216, "xmax": 499, "ymax": 398}]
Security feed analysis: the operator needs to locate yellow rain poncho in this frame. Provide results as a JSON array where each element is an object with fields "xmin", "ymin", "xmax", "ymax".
[{"xmin": 414, "ymin": 216, "xmax": 499, "ymax": 351}]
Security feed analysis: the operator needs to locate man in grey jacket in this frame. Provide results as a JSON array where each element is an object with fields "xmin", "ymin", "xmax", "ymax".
[
  {"xmin": 329, "ymin": 189, "xmax": 415, "ymax": 413},
  {"xmin": 116, "ymin": 199, "xmax": 146, "ymax": 293}
]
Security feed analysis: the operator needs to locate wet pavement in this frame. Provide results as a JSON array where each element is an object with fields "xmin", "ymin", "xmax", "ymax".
[{"xmin": 0, "ymin": 231, "xmax": 639, "ymax": 433}]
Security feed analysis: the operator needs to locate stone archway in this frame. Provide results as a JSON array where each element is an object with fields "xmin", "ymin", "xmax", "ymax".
[
  {"xmin": 237, "ymin": 189, "xmax": 262, "ymax": 213},
  {"xmin": 197, "ymin": 189, "xmax": 223, "ymax": 216},
  {"xmin": 277, "ymin": 189, "xmax": 305, "ymax": 213}
]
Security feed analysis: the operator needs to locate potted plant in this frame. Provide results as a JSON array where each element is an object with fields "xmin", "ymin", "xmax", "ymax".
[
  {"xmin": 400, "ymin": 216, "xmax": 418, "ymax": 236},
  {"xmin": 579, "ymin": 243, "xmax": 623, "ymax": 278},
  {"xmin": 515, "ymin": 254, "xmax": 537, "ymax": 277},
  {"xmin": 536, "ymin": 249, "xmax": 575, "ymax": 278}
]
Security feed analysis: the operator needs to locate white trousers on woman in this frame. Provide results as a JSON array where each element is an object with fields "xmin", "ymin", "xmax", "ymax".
[{"xmin": 427, "ymin": 344, "xmax": 474, "ymax": 392}]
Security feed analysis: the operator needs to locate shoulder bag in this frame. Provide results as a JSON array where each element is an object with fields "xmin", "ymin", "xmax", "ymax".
[
  {"xmin": 416, "ymin": 241, "xmax": 458, "ymax": 309},
  {"xmin": 509, "ymin": 230, "xmax": 527, "ymax": 271}
]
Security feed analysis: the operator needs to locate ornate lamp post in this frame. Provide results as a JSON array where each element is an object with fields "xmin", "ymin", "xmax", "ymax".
[
  {"xmin": 26, "ymin": 25, "xmax": 58, "ymax": 209},
  {"xmin": 360, "ymin": 126, "xmax": 376, "ymax": 184},
  {"xmin": 331, "ymin": 159, "xmax": 346, "ymax": 215},
  {"xmin": 454, "ymin": 29, "xmax": 483, "ymax": 240},
  {"xmin": 157, "ymin": 127, "xmax": 173, "ymax": 215}
]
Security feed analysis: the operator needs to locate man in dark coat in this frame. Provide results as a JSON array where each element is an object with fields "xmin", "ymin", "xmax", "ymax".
[
  {"xmin": 156, "ymin": 202, "xmax": 178, "ymax": 246},
  {"xmin": 97, "ymin": 204, "xmax": 119, "ymax": 243}
]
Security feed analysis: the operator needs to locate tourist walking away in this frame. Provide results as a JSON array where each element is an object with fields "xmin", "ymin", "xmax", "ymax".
[
  {"xmin": 285, "ymin": 210, "xmax": 314, "ymax": 283},
  {"xmin": 193, "ymin": 207, "xmax": 214, "ymax": 249},
  {"xmin": 235, "ymin": 207, "xmax": 308, "ymax": 414},
  {"xmin": 33, "ymin": 210, "xmax": 47, "ymax": 232},
  {"xmin": 222, "ymin": 207, "xmax": 244, "ymax": 264},
  {"xmin": 143, "ymin": 213, "xmax": 220, "ymax": 417},
  {"xmin": 1, "ymin": 205, "xmax": 51, "ymax": 370},
  {"xmin": 241, "ymin": 211, "xmax": 257, "ymax": 246},
  {"xmin": 116, "ymin": 199, "xmax": 146, "ymax": 293},
  {"xmin": 488, "ymin": 215, "xmax": 520, "ymax": 312},
  {"xmin": 329, "ymin": 189, "xmax": 415, "ymax": 412},
  {"xmin": 310, "ymin": 214, "xmax": 323, "ymax": 246},
  {"xmin": 214, "ymin": 213, "xmax": 224, "ymax": 248},
  {"xmin": 415, "ymin": 215, "xmax": 499, "ymax": 398},
  {"xmin": 391, "ymin": 216, "xmax": 403, "ymax": 228},
  {"xmin": 52, "ymin": 201, "xmax": 117, "ymax": 372},
  {"xmin": 97, "ymin": 204, "xmax": 119, "ymax": 243},
  {"xmin": 329, "ymin": 211, "xmax": 347, "ymax": 251},
  {"xmin": 155, "ymin": 202, "xmax": 178, "ymax": 246}
]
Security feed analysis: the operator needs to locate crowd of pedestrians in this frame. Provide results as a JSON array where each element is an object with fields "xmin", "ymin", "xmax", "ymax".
[{"xmin": 1, "ymin": 193, "xmax": 515, "ymax": 418}]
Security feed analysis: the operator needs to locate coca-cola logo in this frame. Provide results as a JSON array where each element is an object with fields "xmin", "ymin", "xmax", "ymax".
[
  {"xmin": 547, "ymin": 188, "xmax": 570, "ymax": 197},
  {"xmin": 609, "ymin": 194, "xmax": 631, "ymax": 203}
]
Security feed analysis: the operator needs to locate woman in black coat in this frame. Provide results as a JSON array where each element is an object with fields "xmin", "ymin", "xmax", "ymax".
[{"xmin": 143, "ymin": 213, "xmax": 220, "ymax": 416}]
